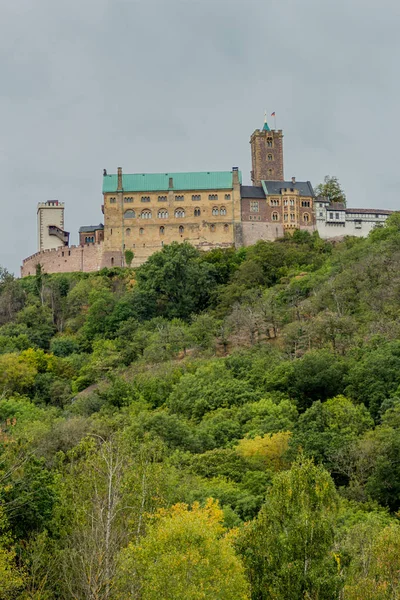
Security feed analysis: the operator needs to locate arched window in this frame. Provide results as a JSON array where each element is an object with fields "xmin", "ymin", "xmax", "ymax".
[
  {"xmin": 124, "ymin": 209, "xmax": 136, "ymax": 219},
  {"xmin": 212, "ymin": 206, "xmax": 219, "ymax": 216},
  {"xmin": 303, "ymin": 213, "xmax": 310, "ymax": 223},
  {"xmin": 158, "ymin": 209, "xmax": 168, "ymax": 219},
  {"xmin": 194, "ymin": 207, "xmax": 201, "ymax": 217},
  {"xmin": 139, "ymin": 227, "xmax": 144, "ymax": 235},
  {"xmin": 125, "ymin": 228, "xmax": 131, "ymax": 236},
  {"xmin": 175, "ymin": 195, "xmax": 184, "ymax": 202},
  {"xmin": 175, "ymin": 208, "xmax": 185, "ymax": 218},
  {"xmin": 224, "ymin": 194, "xmax": 231, "ymax": 200},
  {"xmin": 272, "ymin": 212, "xmax": 279, "ymax": 221},
  {"xmin": 268, "ymin": 154, "xmax": 273, "ymax": 161},
  {"xmin": 192, "ymin": 194, "xmax": 201, "ymax": 201},
  {"xmin": 210, "ymin": 224, "xmax": 216, "ymax": 232},
  {"xmin": 111, "ymin": 257, "xmax": 114, "ymax": 265},
  {"xmin": 124, "ymin": 196, "xmax": 133, "ymax": 203},
  {"xmin": 160, "ymin": 226, "xmax": 165, "ymax": 235},
  {"xmin": 141, "ymin": 196, "xmax": 150, "ymax": 203},
  {"xmin": 268, "ymin": 169, "xmax": 273, "ymax": 176},
  {"xmin": 267, "ymin": 138, "xmax": 273, "ymax": 147},
  {"xmin": 208, "ymin": 194, "xmax": 218, "ymax": 201},
  {"xmin": 220, "ymin": 206, "xmax": 227, "ymax": 216},
  {"xmin": 140, "ymin": 210, "xmax": 152, "ymax": 219},
  {"xmin": 179, "ymin": 225, "xmax": 184, "ymax": 235},
  {"xmin": 224, "ymin": 224, "xmax": 229, "ymax": 232}
]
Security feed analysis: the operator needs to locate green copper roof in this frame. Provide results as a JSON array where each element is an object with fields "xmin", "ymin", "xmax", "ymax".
[
  {"xmin": 263, "ymin": 122, "xmax": 271, "ymax": 131},
  {"xmin": 102, "ymin": 171, "xmax": 241, "ymax": 193}
]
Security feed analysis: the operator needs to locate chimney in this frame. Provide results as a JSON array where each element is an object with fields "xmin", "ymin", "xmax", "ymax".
[
  {"xmin": 169, "ymin": 177, "xmax": 173, "ymax": 189},
  {"xmin": 117, "ymin": 167, "xmax": 123, "ymax": 191},
  {"xmin": 291, "ymin": 176, "xmax": 296, "ymax": 184},
  {"xmin": 232, "ymin": 166, "xmax": 239, "ymax": 186}
]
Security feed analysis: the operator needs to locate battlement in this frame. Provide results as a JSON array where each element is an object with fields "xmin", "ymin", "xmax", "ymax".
[{"xmin": 20, "ymin": 242, "xmax": 123, "ymax": 277}]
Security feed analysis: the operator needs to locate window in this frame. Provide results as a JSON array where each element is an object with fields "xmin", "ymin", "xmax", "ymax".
[
  {"xmin": 210, "ymin": 224, "xmax": 216, "ymax": 232},
  {"xmin": 159, "ymin": 226, "xmax": 165, "ymax": 235},
  {"xmin": 141, "ymin": 196, "xmax": 150, "ymax": 203},
  {"xmin": 220, "ymin": 206, "xmax": 227, "ymax": 216},
  {"xmin": 158, "ymin": 209, "xmax": 168, "ymax": 219},
  {"xmin": 194, "ymin": 207, "xmax": 201, "ymax": 217},
  {"xmin": 212, "ymin": 206, "xmax": 219, "ymax": 216},
  {"xmin": 303, "ymin": 213, "xmax": 310, "ymax": 223},
  {"xmin": 319, "ymin": 212, "xmax": 323, "ymax": 217},
  {"xmin": 329, "ymin": 212, "xmax": 334, "ymax": 219},
  {"xmin": 111, "ymin": 257, "xmax": 114, "ymax": 265},
  {"xmin": 158, "ymin": 195, "xmax": 167, "ymax": 202},
  {"xmin": 124, "ymin": 196, "xmax": 133, "ymax": 203},
  {"xmin": 125, "ymin": 228, "xmax": 131, "ymax": 236},
  {"xmin": 268, "ymin": 154, "xmax": 273, "ymax": 161},
  {"xmin": 301, "ymin": 200, "xmax": 310, "ymax": 207},
  {"xmin": 268, "ymin": 169, "xmax": 273, "ymax": 176},
  {"xmin": 270, "ymin": 199, "xmax": 279, "ymax": 206},
  {"xmin": 208, "ymin": 194, "xmax": 218, "ymax": 201},
  {"xmin": 335, "ymin": 213, "xmax": 339, "ymax": 219},
  {"xmin": 267, "ymin": 138, "xmax": 273, "ymax": 147},
  {"xmin": 284, "ymin": 214, "xmax": 288, "ymax": 222},
  {"xmin": 224, "ymin": 224, "xmax": 229, "ymax": 232},
  {"xmin": 124, "ymin": 209, "xmax": 136, "ymax": 219},
  {"xmin": 290, "ymin": 199, "xmax": 294, "ymax": 206},
  {"xmin": 139, "ymin": 228, "xmax": 144, "ymax": 235},
  {"xmin": 192, "ymin": 194, "xmax": 201, "ymax": 201},
  {"xmin": 290, "ymin": 213, "xmax": 295, "ymax": 221},
  {"xmin": 283, "ymin": 199, "xmax": 288, "ymax": 206},
  {"xmin": 175, "ymin": 195, "xmax": 184, "ymax": 202},
  {"xmin": 140, "ymin": 210, "xmax": 152, "ymax": 219},
  {"xmin": 272, "ymin": 212, "xmax": 279, "ymax": 221},
  {"xmin": 250, "ymin": 201, "xmax": 259, "ymax": 212},
  {"xmin": 109, "ymin": 197, "xmax": 116, "ymax": 204},
  {"xmin": 224, "ymin": 194, "xmax": 231, "ymax": 200},
  {"xmin": 179, "ymin": 226, "xmax": 184, "ymax": 235},
  {"xmin": 175, "ymin": 208, "xmax": 185, "ymax": 218}
]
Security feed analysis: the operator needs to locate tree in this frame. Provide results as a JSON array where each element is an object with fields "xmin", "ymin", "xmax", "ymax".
[
  {"xmin": 237, "ymin": 458, "xmax": 341, "ymax": 600},
  {"xmin": 135, "ymin": 242, "xmax": 218, "ymax": 320},
  {"xmin": 114, "ymin": 499, "xmax": 250, "ymax": 600},
  {"xmin": 315, "ymin": 175, "xmax": 346, "ymax": 206},
  {"xmin": 124, "ymin": 249, "xmax": 134, "ymax": 268}
]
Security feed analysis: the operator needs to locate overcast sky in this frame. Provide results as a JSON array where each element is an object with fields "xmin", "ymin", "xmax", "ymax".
[{"xmin": 1, "ymin": 0, "xmax": 399, "ymax": 274}]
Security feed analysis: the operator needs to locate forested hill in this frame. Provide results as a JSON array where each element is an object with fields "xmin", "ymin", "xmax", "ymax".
[{"xmin": 1, "ymin": 216, "xmax": 400, "ymax": 598}]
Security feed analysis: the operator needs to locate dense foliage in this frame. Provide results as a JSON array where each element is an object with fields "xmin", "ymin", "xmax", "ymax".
[{"xmin": 1, "ymin": 218, "xmax": 400, "ymax": 598}]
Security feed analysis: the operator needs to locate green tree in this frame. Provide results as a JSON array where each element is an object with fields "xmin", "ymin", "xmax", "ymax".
[
  {"xmin": 124, "ymin": 249, "xmax": 134, "ymax": 267},
  {"xmin": 237, "ymin": 458, "xmax": 341, "ymax": 600},
  {"xmin": 315, "ymin": 175, "xmax": 346, "ymax": 206},
  {"xmin": 114, "ymin": 499, "xmax": 250, "ymax": 600}
]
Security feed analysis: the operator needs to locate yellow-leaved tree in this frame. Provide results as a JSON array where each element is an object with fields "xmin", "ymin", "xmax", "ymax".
[
  {"xmin": 236, "ymin": 431, "xmax": 291, "ymax": 471},
  {"xmin": 114, "ymin": 499, "xmax": 250, "ymax": 600}
]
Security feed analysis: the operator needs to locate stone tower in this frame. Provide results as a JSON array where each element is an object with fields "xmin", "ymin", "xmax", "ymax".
[
  {"xmin": 37, "ymin": 200, "xmax": 69, "ymax": 251},
  {"xmin": 250, "ymin": 117, "xmax": 284, "ymax": 186}
]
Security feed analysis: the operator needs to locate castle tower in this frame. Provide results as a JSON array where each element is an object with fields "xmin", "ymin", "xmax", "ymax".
[
  {"xmin": 37, "ymin": 200, "xmax": 69, "ymax": 251},
  {"xmin": 250, "ymin": 116, "xmax": 284, "ymax": 186}
]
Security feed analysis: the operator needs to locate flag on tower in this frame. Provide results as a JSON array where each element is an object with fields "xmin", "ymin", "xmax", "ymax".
[{"xmin": 271, "ymin": 112, "xmax": 276, "ymax": 117}]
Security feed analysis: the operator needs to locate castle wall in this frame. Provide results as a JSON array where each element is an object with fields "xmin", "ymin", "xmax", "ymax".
[
  {"xmin": 20, "ymin": 244, "xmax": 122, "ymax": 277},
  {"xmin": 241, "ymin": 222, "xmax": 284, "ymax": 245}
]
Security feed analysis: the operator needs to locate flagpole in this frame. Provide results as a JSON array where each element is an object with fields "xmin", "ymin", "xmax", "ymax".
[{"xmin": 274, "ymin": 113, "xmax": 277, "ymax": 131}]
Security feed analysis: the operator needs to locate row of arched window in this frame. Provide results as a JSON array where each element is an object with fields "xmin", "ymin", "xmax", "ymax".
[
  {"xmin": 125, "ymin": 223, "xmax": 230, "ymax": 237},
  {"xmin": 270, "ymin": 212, "xmax": 310, "ymax": 223},
  {"xmin": 124, "ymin": 207, "xmax": 227, "ymax": 219},
  {"xmin": 120, "ymin": 193, "xmax": 232, "ymax": 203}
]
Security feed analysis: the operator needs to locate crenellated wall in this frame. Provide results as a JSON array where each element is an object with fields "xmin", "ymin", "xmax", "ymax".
[{"xmin": 20, "ymin": 243, "xmax": 122, "ymax": 277}]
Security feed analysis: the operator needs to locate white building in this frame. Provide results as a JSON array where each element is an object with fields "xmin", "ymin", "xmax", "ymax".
[
  {"xmin": 37, "ymin": 200, "xmax": 69, "ymax": 251},
  {"xmin": 315, "ymin": 198, "xmax": 392, "ymax": 239}
]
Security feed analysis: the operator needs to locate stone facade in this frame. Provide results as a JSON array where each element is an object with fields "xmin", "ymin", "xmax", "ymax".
[
  {"xmin": 250, "ymin": 127, "xmax": 284, "ymax": 185},
  {"xmin": 21, "ymin": 244, "xmax": 121, "ymax": 277},
  {"xmin": 37, "ymin": 201, "xmax": 69, "ymax": 251}
]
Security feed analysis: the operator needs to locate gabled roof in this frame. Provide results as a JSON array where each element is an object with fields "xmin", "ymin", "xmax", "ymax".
[
  {"xmin": 328, "ymin": 202, "xmax": 346, "ymax": 210},
  {"xmin": 345, "ymin": 208, "xmax": 393, "ymax": 215},
  {"xmin": 240, "ymin": 185, "xmax": 265, "ymax": 199},
  {"xmin": 262, "ymin": 180, "xmax": 315, "ymax": 197},
  {"xmin": 79, "ymin": 224, "xmax": 104, "ymax": 233},
  {"xmin": 102, "ymin": 171, "xmax": 241, "ymax": 193}
]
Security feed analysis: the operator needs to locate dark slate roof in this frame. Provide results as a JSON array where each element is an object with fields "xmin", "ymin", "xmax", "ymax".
[
  {"xmin": 345, "ymin": 208, "xmax": 393, "ymax": 215},
  {"xmin": 240, "ymin": 185, "xmax": 265, "ymax": 199},
  {"xmin": 262, "ymin": 180, "xmax": 315, "ymax": 197},
  {"xmin": 79, "ymin": 224, "xmax": 104, "ymax": 233},
  {"xmin": 328, "ymin": 202, "xmax": 346, "ymax": 210}
]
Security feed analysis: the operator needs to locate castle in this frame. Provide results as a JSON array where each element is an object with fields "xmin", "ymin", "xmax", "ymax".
[{"xmin": 20, "ymin": 118, "xmax": 392, "ymax": 276}]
